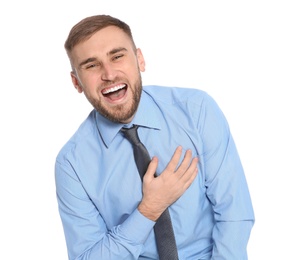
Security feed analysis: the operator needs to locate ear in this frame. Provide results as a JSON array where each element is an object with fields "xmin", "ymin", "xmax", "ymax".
[
  {"xmin": 136, "ymin": 48, "xmax": 146, "ymax": 72},
  {"xmin": 70, "ymin": 71, "xmax": 83, "ymax": 93}
]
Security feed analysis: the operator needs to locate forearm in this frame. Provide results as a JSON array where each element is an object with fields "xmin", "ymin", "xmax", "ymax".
[
  {"xmin": 61, "ymin": 208, "xmax": 155, "ymax": 260},
  {"xmin": 55, "ymin": 162, "xmax": 155, "ymax": 260}
]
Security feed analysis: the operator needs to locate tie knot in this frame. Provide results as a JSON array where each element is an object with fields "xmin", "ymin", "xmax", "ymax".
[{"xmin": 121, "ymin": 125, "xmax": 141, "ymax": 145}]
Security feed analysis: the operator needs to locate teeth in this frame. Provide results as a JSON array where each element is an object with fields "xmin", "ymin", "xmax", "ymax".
[{"xmin": 103, "ymin": 84, "xmax": 125, "ymax": 94}]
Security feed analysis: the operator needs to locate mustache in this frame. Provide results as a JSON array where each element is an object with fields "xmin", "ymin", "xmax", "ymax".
[{"xmin": 98, "ymin": 78, "xmax": 126, "ymax": 89}]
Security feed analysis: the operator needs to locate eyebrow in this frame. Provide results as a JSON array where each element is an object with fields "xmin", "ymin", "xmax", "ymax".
[
  {"xmin": 78, "ymin": 47, "xmax": 128, "ymax": 68},
  {"xmin": 110, "ymin": 47, "xmax": 127, "ymax": 55}
]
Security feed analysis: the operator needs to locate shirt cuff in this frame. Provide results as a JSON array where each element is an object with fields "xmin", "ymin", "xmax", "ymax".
[{"xmin": 119, "ymin": 208, "xmax": 156, "ymax": 244}]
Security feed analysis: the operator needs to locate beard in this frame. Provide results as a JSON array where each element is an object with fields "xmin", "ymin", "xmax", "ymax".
[{"xmin": 85, "ymin": 74, "xmax": 143, "ymax": 124}]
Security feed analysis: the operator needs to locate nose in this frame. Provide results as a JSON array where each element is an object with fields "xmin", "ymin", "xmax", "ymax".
[{"xmin": 101, "ymin": 63, "xmax": 117, "ymax": 81}]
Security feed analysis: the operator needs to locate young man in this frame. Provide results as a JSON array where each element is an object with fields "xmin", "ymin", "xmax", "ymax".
[{"xmin": 55, "ymin": 14, "xmax": 254, "ymax": 259}]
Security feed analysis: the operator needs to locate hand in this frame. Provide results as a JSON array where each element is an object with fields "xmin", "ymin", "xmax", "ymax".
[{"xmin": 138, "ymin": 146, "xmax": 198, "ymax": 221}]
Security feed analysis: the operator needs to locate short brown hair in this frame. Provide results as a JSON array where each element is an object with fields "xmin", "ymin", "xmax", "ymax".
[{"xmin": 64, "ymin": 15, "xmax": 136, "ymax": 57}]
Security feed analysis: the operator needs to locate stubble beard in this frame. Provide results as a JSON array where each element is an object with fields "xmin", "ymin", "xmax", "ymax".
[{"xmin": 88, "ymin": 74, "xmax": 143, "ymax": 123}]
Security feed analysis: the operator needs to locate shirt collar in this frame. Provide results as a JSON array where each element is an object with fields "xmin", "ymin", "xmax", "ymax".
[{"xmin": 95, "ymin": 90, "xmax": 161, "ymax": 147}]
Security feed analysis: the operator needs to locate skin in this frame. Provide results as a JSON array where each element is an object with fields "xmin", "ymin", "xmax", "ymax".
[
  {"xmin": 70, "ymin": 26, "xmax": 145, "ymax": 124},
  {"xmin": 69, "ymin": 26, "xmax": 199, "ymax": 221}
]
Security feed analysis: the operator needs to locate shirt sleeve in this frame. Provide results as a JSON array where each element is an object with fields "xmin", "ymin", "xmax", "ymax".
[
  {"xmin": 198, "ymin": 93, "xmax": 255, "ymax": 259},
  {"xmin": 55, "ymin": 160, "xmax": 155, "ymax": 260}
]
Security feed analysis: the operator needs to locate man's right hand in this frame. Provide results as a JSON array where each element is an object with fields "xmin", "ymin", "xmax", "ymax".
[{"xmin": 138, "ymin": 146, "xmax": 199, "ymax": 221}]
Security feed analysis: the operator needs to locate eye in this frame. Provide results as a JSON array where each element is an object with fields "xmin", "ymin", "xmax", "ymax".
[
  {"xmin": 85, "ymin": 63, "xmax": 99, "ymax": 69},
  {"xmin": 112, "ymin": 54, "xmax": 124, "ymax": 61}
]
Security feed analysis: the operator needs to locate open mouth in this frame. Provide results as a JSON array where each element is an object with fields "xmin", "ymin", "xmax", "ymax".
[{"xmin": 101, "ymin": 84, "xmax": 127, "ymax": 101}]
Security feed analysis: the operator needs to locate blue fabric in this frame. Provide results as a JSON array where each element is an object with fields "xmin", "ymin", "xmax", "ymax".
[{"xmin": 55, "ymin": 85, "xmax": 255, "ymax": 260}]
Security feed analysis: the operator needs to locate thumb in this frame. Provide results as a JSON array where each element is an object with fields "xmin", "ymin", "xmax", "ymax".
[{"xmin": 143, "ymin": 156, "xmax": 158, "ymax": 182}]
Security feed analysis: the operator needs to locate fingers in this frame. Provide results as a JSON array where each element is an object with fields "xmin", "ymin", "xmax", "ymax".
[
  {"xmin": 166, "ymin": 147, "xmax": 198, "ymax": 174},
  {"xmin": 181, "ymin": 157, "xmax": 199, "ymax": 188},
  {"xmin": 176, "ymin": 149, "xmax": 194, "ymax": 173},
  {"xmin": 144, "ymin": 146, "xmax": 199, "ymax": 183},
  {"xmin": 140, "ymin": 147, "xmax": 199, "ymax": 218},
  {"xmin": 162, "ymin": 146, "xmax": 198, "ymax": 180},
  {"xmin": 173, "ymin": 149, "xmax": 198, "ymax": 187},
  {"xmin": 164, "ymin": 146, "xmax": 184, "ymax": 172},
  {"xmin": 143, "ymin": 156, "xmax": 158, "ymax": 182}
]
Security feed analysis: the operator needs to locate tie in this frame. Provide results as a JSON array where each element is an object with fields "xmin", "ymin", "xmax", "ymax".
[{"xmin": 121, "ymin": 125, "xmax": 179, "ymax": 260}]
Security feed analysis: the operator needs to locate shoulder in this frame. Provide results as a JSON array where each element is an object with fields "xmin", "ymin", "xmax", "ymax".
[
  {"xmin": 142, "ymin": 85, "xmax": 225, "ymax": 125},
  {"xmin": 56, "ymin": 110, "xmax": 97, "ymax": 163},
  {"xmin": 143, "ymin": 85, "xmax": 213, "ymax": 106}
]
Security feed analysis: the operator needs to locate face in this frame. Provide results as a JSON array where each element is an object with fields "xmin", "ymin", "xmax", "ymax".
[{"xmin": 69, "ymin": 26, "xmax": 146, "ymax": 123}]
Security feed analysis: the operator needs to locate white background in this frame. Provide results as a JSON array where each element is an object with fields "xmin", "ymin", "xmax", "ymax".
[{"xmin": 1, "ymin": 1, "xmax": 301, "ymax": 259}]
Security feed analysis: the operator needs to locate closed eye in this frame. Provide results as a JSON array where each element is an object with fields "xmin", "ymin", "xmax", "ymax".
[
  {"xmin": 112, "ymin": 54, "xmax": 124, "ymax": 61},
  {"xmin": 79, "ymin": 57, "xmax": 100, "ymax": 70},
  {"xmin": 83, "ymin": 62, "xmax": 102, "ymax": 70}
]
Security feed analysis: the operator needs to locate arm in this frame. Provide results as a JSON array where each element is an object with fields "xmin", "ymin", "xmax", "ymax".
[
  {"xmin": 200, "ymin": 94, "xmax": 255, "ymax": 259},
  {"xmin": 55, "ymin": 147, "xmax": 198, "ymax": 259},
  {"xmin": 55, "ymin": 161, "xmax": 154, "ymax": 260}
]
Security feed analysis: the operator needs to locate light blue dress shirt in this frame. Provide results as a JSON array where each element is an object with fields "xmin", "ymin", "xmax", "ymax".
[{"xmin": 55, "ymin": 85, "xmax": 255, "ymax": 260}]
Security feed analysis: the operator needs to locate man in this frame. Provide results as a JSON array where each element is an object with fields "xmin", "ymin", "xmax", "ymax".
[{"xmin": 55, "ymin": 14, "xmax": 255, "ymax": 259}]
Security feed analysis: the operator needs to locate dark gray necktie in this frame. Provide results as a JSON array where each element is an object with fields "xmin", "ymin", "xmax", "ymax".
[{"xmin": 121, "ymin": 125, "xmax": 179, "ymax": 260}]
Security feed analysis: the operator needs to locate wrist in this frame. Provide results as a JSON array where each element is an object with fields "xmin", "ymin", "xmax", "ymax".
[{"xmin": 138, "ymin": 201, "xmax": 163, "ymax": 222}]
